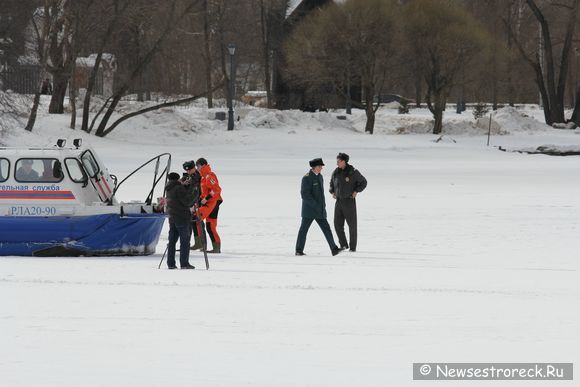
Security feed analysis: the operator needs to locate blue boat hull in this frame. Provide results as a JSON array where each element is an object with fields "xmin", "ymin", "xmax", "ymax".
[{"xmin": 0, "ymin": 214, "xmax": 166, "ymax": 256}]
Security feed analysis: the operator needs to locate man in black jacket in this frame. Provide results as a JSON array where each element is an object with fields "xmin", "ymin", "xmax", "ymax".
[
  {"xmin": 165, "ymin": 172, "xmax": 196, "ymax": 269},
  {"xmin": 295, "ymin": 158, "xmax": 341, "ymax": 256},
  {"xmin": 329, "ymin": 153, "xmax": 367, "ymax": 252}
]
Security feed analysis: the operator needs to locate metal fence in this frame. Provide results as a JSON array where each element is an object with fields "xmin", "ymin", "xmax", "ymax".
[
  {"xmin": 0, "ymin": 65, "xmax": 105, "ymax": 96},
  {"xmin": 0, "ymin": 65, "xmax": 41, "ymax": 94}
]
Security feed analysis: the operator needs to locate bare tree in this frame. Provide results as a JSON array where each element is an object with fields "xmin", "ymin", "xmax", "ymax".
[
  {"xmin": 404, "ymin": 0, "xmax": 488, "ymax": 134},
  {"xmin": 80, "ymin": 0, "xmax": 130, "ymax": 132},
  {"xmin": 506, "ymin": 0, "xmax": 525, "ymax": 107},
  {"xmin": 203, "ymin": 0, "xmax": 214, "ymax": 108},
  {"xmin": 94, "ymin": 0, "xmax": 201, "ymax": 137},
  {"xmin": 510, "ymin": 0, "xmax": 579, "ymax": 125},
  {"xmin": 25, "ymin": 1, "xmax": 59, "ymax": 132}
]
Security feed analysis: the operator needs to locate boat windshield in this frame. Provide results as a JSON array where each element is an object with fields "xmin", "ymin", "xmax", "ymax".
[
  {"xmin": 65, "ymin": 158, "xmax": 88, "ymax": 183},
  {"xmin": 81, "ymin": 150, "xmax": 100, "ymax": 178},
  {"xmin": 15, "ymin": 158, "xmax": 64, "ymax": 183}
]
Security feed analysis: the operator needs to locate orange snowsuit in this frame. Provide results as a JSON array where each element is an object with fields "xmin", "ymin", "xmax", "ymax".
[{"xmin": 198, "ymin": 164, "xmax": 222, "ymax": 243}]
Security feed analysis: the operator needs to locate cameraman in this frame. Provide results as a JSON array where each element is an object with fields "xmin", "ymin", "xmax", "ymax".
[{"xmin": 165, "ymin": 172, "xmax": 196, "ymax": 269}]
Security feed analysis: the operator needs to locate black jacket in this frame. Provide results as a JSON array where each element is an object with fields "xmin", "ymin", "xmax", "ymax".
[
  {"xmin": 165, "ymin": 180, "xmax": 195, "ymax": 224},
  {"xmin": 301, "ymin": 170, "xmax": 327, "ymax": 219},
  {"xmin": 329, "ymin": 164, "xmax": 367, "ymax": 199}
]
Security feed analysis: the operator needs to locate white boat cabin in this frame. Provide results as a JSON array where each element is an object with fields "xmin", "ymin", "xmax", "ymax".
[{"xmin": 0, "ymin": 139, "xmax": 157, "ymax": 217}]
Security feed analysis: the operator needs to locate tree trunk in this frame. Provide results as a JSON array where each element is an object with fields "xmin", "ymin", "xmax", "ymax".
[
  {"xmin": 507, "ymin": 0, "xmax": 523, "ymax": 107},
  {"xmin": 46, "ymin": 0, "xmax": 77, "ymax": 116},
  {"xmin": 570, "ymin": 86, "xmax": 580, "ymax": 124},
  {"xmin": 526, "ymin": 0, "xmax": 578, "ymax": 125},
  {"xmin": 48, "ymin": 74, "xmax": 67, "ymax": 114},
  {"xmin": 433, "ymin": 108, "xmax": 443, "ymax": 134},
  {"xmin": 203, "ymin": 0, "xmax": 213, "ymax": 108},
  {"xmin": 81, "ymin": 52, "xmax": 105, "ymax": 132},
  {"xmin": 550, "ymin": 104, "xmax": 565, "ymax": 124},
  {"xmin": 217, "ymin": 2, "xmax": 230, "ymax": 105},
  {"xmin": 260, "ymin": 0, "xmax": 272, "ymax": 108},
  {"xmin": 568, "ymin": 58, "xmax": 575, "ymax": 108},
  {"xmin": 425, "ymin": 75, "xmax": 446, "ymax": 135},
  {"xmin": 531, "ymin": 61, "xmax": 552, "ymax": 124},
  {"xmin": 25, "ymin": 1, "xmax": 52, "ymax": 132},
  {"xmin": 70, "ymin": 64, "xmax": 77, "ymax": 129},
  {"xmin": 364, "ymin": 86, "xmax": 375, "ymax": 134},
  {"xmin": 365, "ymin": 106, "xmax": 375, "ymax": 134},
  {"xmin": 25, "ymin": 92, "xmax": 42, "ymax": 132},
  {"xmin": 491, "ymin": 46, "xmax": 498, "ymax": 110},
  {"xmin": 346, "ymin": 67, "xmax": 352, "ymax": 114},
  {"xmin": 432, "ymin": 92, "xmax": 446, "ymax": 134}
]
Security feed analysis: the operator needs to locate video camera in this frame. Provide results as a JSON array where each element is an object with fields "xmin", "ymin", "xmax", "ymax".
[{"xmin": 181, "ymin": 172, "xmax": 192, "ymax": 185}]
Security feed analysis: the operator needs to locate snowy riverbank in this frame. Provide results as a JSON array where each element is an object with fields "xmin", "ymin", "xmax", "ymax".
[{"xmin": 1, "ymin": 99, "xmax": 579, "ymax": 386}]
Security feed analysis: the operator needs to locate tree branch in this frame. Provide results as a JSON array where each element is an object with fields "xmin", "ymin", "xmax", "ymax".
[{"xmin": 99, "ymin": 83, "xmax": 224, "ymax": 137}]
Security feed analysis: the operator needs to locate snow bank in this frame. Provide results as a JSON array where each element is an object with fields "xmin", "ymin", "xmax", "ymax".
[
  {"xmin": 2, "ymin": 102, "xmax": 580, "ymax": 386},
  {"xmin": 360, "ymin": 108, "xmax": 478, "ymax": 135},
  {"xmin": 0, "ymin": 94, "xmax": 558, "ymax": 150},
  {"xmin": 476, "ymin": 107, "xmax": 551, "ymax": 134},
  {"xmin": 243, "ymin": 108, "xmax": 353, "ymax": 132}
]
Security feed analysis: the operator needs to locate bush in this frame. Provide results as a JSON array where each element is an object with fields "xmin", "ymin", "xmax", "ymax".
[{"xmin": 472, "ymin": 102, "xmax": 489, "ymax": 120}]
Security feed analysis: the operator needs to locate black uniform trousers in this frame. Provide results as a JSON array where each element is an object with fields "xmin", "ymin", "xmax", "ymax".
[
  {"xmin": 334, "ymin": 198, "xmax": 357, "ymax": 250},
  {"xmin": 295, "ymin": 217, "xmax": 337, "ymax": 253},
  {"xmin": 167, "ymin": 221, "xmax": 192, "ymax": 268}
]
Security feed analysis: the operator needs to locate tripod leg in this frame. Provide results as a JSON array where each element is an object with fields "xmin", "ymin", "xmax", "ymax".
[
  {"xmin": 197, "ymin": 216, "xmax": 210, "ymax": 270},
  {"xmin": 157, "ymin": 244, "xmax": 169, "ymax": 269}
]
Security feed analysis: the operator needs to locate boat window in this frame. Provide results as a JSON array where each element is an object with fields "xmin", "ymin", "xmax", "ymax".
[
  {"xmin": 15, "ymin": 158, "xmax": 64, "ymax": 183},
  {"xmin": 65, "ymin": 158, "xmax": 88, "ymax": 183},
  {"xmin": 81, "ymin": 150, "xmax": 100, "ymax": 178},
  {"xmin": 0, "ymin": 158, "xmax": 9, "ymax": 182}
]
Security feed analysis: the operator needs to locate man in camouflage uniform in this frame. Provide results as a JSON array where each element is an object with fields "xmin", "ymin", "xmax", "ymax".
[{"xmin": 329, "ymin": 153, "xmax": 367, "ymax": 252}]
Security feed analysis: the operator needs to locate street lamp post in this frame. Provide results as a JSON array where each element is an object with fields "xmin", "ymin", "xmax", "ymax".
[{"xmin": 227, "ymin": 43, "xmax": 236, "ymax": 131}]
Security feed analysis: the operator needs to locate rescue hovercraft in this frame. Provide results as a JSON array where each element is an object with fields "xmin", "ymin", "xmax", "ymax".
[{"xmin": 0, "ymin": 139, "xmax": 170, "ymax": 256}]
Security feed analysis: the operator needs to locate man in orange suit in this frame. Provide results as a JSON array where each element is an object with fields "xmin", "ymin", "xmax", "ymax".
[{"xmin": 195, "ymin": 157, "xmax": 223, "ymax": 253}]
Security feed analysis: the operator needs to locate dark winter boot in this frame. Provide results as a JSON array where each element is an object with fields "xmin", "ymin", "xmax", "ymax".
[
  {"xmin": 190, "ymin": 236, "xmax": 203, "ymax": 250},
  {"xmin": 207, "ymin": 242, "xmax": 221, "ymax": 254}
]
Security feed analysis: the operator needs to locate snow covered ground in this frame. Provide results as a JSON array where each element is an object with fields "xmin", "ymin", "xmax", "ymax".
[{"xmin": 1, "ymin": 99, "xmax": 579, "ymax": 386}]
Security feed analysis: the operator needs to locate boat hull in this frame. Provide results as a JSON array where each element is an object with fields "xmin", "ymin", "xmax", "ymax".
[{"xmin": 0, "ymin": 213, "xmax": 166, "ymax": 256}]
